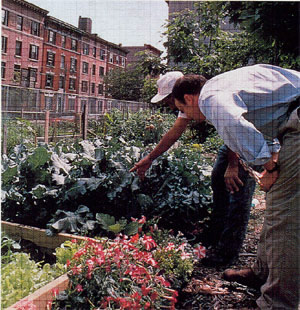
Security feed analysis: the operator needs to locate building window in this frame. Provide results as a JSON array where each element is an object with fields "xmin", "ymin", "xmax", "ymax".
[
  {"xmin": 13, "ymin": 64, "xmax": 21, "ymax": 82},
  {"xmin": 93, "ymin": 47, "xmax": 96, "ymax": 57},
  {"xmin": 60, "ymin": 55, "xmax": 65, "ymax": 69},
  {"xmin": 70, "ymin": 58, "xmax": 77, "ymax": 73},
  {"xmin": 61, "ymin": 35, "xmax": 66, "ymax": 48},
  {"xmin": 92, "ymin": 64, "xmax": 96, "ymax": 75},
  {"xmin": 83, "ymin": 43, "xmax": 89, "ymax": 55},
  {"xmin": 2, "ymin": 36, "xmax": 7, "ymax": 53},
  {"xmin": 98, "ymin": 83, "xmax": 103, "ymax": 95},
  {"xmin": 2, "ymin": 9, "xmax": 8, "ymax": 26},
  {"xmin": 29, "ymin": 68, "xmax": 37, "ymax": 87},
  {"xmin": 1, "ymin": 62, "xmax": 6, "ymax": 79},
  {"xmin": 100, "ymin": 49, "xmax": 105, "ymax": 60},
  {"xmin": 121, "ymin": 57, "xmax": 125, "ymax": 67},
  {"xmin": 45, "ymin": 74, "xmax": 54, "ymax": 88},
  {"xmin": 15, "ymin": 41, "xmax": 22, "ymax": 56},
  {"xmin": 29, "ymin": 44, "xmax": 39, "ymax": 60},
  {"xmin": 31, "ymin": 21, "xmax": 40, "ymax": 36},
  {"xmin": 82, "ymin": 62, "xmax": 89, "ymax": 74},
  {"xmin": 91, "ymin": 83, "xmax": 95, "ymax": 94},
  {"xmin": 46, "ymin": 51, "xmax": 55, "ymax": 66},
  {"xmin": 109, "ymin": 53, "xmax": 113, "ymax": 63},
  {"xmin": 59, "ymin": 76, "xmax": 65, "ymax": 89},
  {"xmin": 68, "ymin": 98, "xmax": 75, "ymax": 111},
  {"xmin": 71, "ymin": 39, "xmax": 77, "ymax": 51},
  {"xmin": 82, "ymin": 81, "xmax": 88, "ymax": 92},
  {"xmin": 45, "ymin": 96, "xmax": 53, "ymax": 110},
  {"xmin": 69, "ymin": 78, "xmax": 76, "ymax": 90},
  {"xmin": 115, "ymin": 55, "xmax": 119, "ymax": 64},
  {"xmin": 16, "ymin": 15, "xmax": 23, "ymax": 30},
  {"xmin": 48, "ymin": 30, "xmax": 56, "ymax": 44},
  {"xmin": 99, "ymin": 66, "xmax": 104, "ymax": 76}
]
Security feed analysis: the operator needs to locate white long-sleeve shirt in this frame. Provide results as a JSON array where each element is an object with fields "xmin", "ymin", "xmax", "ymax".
[{"xmin": 198, "ymin": 64, "xmax": 300, "ymax": 165}]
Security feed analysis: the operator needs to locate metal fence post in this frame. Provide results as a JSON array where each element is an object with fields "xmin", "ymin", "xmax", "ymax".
[
  {"xmin": 2, "ymin": 123, "xmax": 7, "ymax": 155},
  {"xmin": 44, "ymin": 110, "xmax": 50, "ymax": 143},
  {"xmin": 82, "ymin": 103, "xmax": 88, "ymax": 140}
]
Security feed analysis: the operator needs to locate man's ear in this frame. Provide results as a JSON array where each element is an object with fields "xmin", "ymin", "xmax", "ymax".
[{"xmin": 184, "ymin": 94, "xmax": 194, "ymax": 106}]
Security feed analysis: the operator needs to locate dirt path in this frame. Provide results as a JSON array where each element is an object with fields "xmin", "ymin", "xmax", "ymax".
[{"xmin": 177, "ymin": 192, "xmax": 266, "ymax": 309}]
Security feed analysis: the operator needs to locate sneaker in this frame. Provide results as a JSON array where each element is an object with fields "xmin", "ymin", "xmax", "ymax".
[{"xmin": 223, "ymin": 268, "xmax": 265, "ymax": 290}]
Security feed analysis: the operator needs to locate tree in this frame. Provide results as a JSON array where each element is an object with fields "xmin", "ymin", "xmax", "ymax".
[
  {"xmin": 223, "ymin": 1, "xmax": 299, "ymax": 66},
  {"xmin": 164, "ymin": 1, "xmax": 299, "ymax": 77},
  {"xmin": 104, "ymin": 66, "xmax": 144, "ymax": 101},
  {"xmin": 104, "ymin": 51, "xmax": 166, "ymax": 102}
]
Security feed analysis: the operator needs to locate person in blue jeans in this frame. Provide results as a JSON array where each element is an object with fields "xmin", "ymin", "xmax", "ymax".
[
  {"xmin": 131, "ymin": 72, "xmax": 261, "ymax": 267},
  {"xmin": 201, "ymin": 144, "xmax": 257, "ymax": 266}
]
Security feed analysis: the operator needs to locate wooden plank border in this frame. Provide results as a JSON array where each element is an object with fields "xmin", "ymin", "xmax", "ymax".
[
  {"xmin": 1, "ymin": 221, "xmax": 87, "ymax": 250},
  {"xmin": 6, "ymin": 273, "xmax": 69, "ymax": 310}
]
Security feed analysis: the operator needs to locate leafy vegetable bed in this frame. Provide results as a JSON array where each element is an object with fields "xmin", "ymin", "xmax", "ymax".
[{"xmin": 2, "ymin": 136, "xmax": 213, "ymax": 237}]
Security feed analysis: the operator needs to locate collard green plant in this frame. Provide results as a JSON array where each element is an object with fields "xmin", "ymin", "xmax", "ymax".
[{"xmin": 2, "ymin": 135, "xmax": 213, "ymax": 236}]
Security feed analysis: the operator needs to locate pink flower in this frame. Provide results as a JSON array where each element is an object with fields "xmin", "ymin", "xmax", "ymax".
[
  {"xmin": 193, "ymin": 244, "xmax": 206, "ymax": 259},
  {"xmin": 165, "ymin": 242, "xmax": 175, "ymax": 251},
  {"xmin": 51, "ymin": 288, "xmax": 59, "ymax": 298},
  {"xmin": 142, "ymin": 235, "xmax": 157, "ymax": 251},
  {"xmin": 71, "ymin": 239, "xmax": 77, "ymax": 243},
  {"xmin": 141, "ymin": 285, "xmax": 152, "ymax": 296},
  {"xmin": 75, "ymin": 284, "xmax": 83, "ymax": 292},
  {"xmin": 138, "ymin": 215, "xmax": 146, "ymax": 224},
  {"xmin": 180, "ymin": 251, "xmax": 191, "ymax": 260},
  {"xmin": 178, "ymin": 242, "xmax": 187, "ymax": 252}
]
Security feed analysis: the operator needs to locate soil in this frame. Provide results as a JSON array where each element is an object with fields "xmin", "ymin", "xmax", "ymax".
[{"xmin": 177, "ymin": 192, "xmax": 266, "ymax": 310}]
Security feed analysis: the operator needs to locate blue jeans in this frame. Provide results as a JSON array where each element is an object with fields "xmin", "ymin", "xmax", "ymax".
[{"xmin": 209, "ymin": 145, "xmax": 256, "ymax": 259}]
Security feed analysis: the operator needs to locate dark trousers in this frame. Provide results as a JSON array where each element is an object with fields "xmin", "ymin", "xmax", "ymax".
[{"xmin": 209, "ymin": 145, "xmax": 256, "ymax": 259}]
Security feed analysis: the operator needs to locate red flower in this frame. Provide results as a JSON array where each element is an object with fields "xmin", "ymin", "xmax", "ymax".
[
  {"xmin": 193, "ymin": 244, "xmax": 206, "ymax": 259},
  {"xmin": 138, "ymin": 215, "xmax": 146, "ymax": 224},
  {"xmin": 51, "ymin": 288, "xmax": 59, "ymax": 298},
  {"xmin": 130, "ymin": 233, "xmax": 139, "ymax": 244},
  {"xmin": 150, "ymin": 291, "xmax": 158, "ymax": 301},
  {"xmin": 142, "ymin": 235, "xmax": 157, "ymax": 251},
  {"xmin": 141, "ymin": 285, "xmax": 152, "ymax": 296},
  {"xmin": 75, "ymin": 284, "xmax": 83, "ymax": 292}
]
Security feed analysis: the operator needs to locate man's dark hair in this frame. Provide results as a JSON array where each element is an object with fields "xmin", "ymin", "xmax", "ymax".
[{"xmin": 172, "ymin": 75, "xmax": 207, "ymax": 103}]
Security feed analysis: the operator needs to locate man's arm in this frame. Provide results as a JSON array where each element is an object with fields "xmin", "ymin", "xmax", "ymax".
[
  {"xmin": 259, "ymin": 152, "xmax": 279, "ymax": 192},
  {"xmin": 224, "ymin": 149, "xmax": 244, "ymax": 194},
  {"xmin": 130, "ymin": 117, "xmax": 190, "ymax": 180}
]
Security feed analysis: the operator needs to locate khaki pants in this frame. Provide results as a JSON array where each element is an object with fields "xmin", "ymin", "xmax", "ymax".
[{"xmin": 253, "ymin": 108, "xmax": 300, "ymax": 309}]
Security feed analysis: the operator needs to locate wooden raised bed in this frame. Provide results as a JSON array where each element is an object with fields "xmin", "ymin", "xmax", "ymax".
[{"xmin": 2, "ymin": 221, "xmax": 89, "ymax": 310}]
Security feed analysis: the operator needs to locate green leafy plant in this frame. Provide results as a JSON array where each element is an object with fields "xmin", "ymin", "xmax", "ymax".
[{"xmin": 1, "ymin": 252, "xmax": 63, "ymax": 308}]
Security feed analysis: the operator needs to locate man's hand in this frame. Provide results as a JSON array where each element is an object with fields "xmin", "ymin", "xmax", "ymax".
[
  {"xmin": 224, "ymin": 164, "xmax": 244, "ymax": 194},
  {"xmin": 259, "ymin": 170, "xmax": 279, "ymax": 192},
  {"xmin": 130, "ymin": 156, "xmax": 153, "ymax": 181}
]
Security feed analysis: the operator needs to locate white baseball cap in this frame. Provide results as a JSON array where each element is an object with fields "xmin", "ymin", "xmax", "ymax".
[{"xmin": 151, "ymin": 71, "xmax": 183, "ymax": 103}]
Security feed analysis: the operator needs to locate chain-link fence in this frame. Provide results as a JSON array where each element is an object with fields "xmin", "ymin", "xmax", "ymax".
[{"xmin": 1, "ymin": 85, "xmax": 154, "ymax": 154}]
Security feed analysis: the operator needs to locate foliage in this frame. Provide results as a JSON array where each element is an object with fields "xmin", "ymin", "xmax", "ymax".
[
  {"xmin": 89, "ymin": 109, "xmax": 177, "ymax": 147},
  {"xmin": 104, "ymin": 50, "xmax": 166, "ymax": 102},
  {"xmin": 223, "ymin": 1, "xmax": 299, "ymax": 68},
  {"xmin": 1, "ymin": 252, "xmax": 62, "ymax": 309},
  {"xmin": 2, "ymin": 133, "xmax": 213, "ymax": 235},
  {"xmin": 164, "ymin": 1, "xmax": 299, "ymax": 77},
  {"xmin": 51, "ymin": 227, "xmax": 202, "ymax": 310},
  {"xmin": 2, "ymin": 118, "xmax": 36, "ymax": 154},
  {"xmin": 104, "ymin": 66, "xmax": 145, "ymax": 101},
  {"xmin": 135, "ymin": 50, "xmax": 167, "ymax": 78}
]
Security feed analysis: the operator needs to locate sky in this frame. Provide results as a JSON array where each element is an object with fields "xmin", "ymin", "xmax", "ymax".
[{"xmin": 29, "ymin": 0, "xmax": 169, "ymax": 53}]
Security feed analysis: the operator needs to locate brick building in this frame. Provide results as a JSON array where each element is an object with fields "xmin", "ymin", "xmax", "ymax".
[
  {"xmin": 2, "ymin": 0, "xmax": 48, "ymax": 110},
  {"xmin": 2, "ymin": 0, "xmax": 128, "ymax": 114},
  {"xmin": 123, "ymin": 44, "xmax": 162, "ymax": 68}
]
